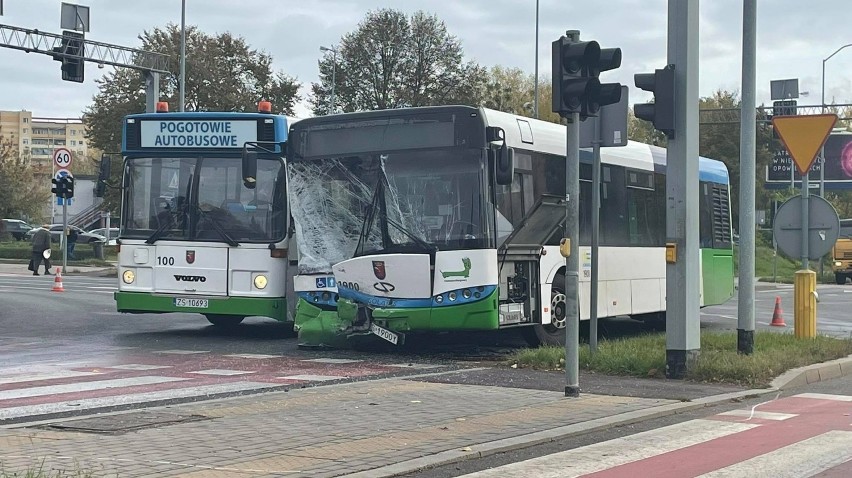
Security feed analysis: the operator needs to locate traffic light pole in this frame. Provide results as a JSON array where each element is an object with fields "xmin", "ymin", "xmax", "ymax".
[
  {"xmin": 665, "ymin": 0, "xmax": 701, "ymax": 378},
  {"xmin": 737, "ymin": 0, "xmax": 757, "ymax": 355},
  {"xmin": 62, "ymin": 200, "xmax": 68, "ymax": 273},
  {"xmin": 564, "ymin": 111, "xmax": 581, "ymax": 398}
]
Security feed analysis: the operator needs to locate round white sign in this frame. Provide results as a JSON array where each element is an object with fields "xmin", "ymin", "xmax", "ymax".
[{"xmin": 53, "ymin": 148, "xmax": 73, "ymax": 169}]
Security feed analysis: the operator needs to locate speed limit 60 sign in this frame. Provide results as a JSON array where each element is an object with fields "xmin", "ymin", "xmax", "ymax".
[{"xmin": 53, "ymin": 148, "xmax": 72, "ymax": 169}]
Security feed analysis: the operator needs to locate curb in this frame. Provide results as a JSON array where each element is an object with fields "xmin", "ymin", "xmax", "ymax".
[{"xmin": 343, "ymin": 357, "xmax": 852, "ymax": 478}]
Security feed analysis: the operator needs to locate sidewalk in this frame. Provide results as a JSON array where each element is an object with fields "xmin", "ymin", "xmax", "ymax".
[
  {"xmin": 0, "ymin": 261, "xmax": 115, "ymax": 277},
  {"xmin": 0, "ymin": 355, "xmax": 849, "ymax": 478}
]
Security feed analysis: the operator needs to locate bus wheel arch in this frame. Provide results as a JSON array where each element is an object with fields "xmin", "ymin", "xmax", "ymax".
[
  {"xmin": 523, "ymin": 269, "xmax": 571, "ymax": 347},
  {"xmin": 205, "ymin": 314, "xmax": 245, "ymax": 327}
]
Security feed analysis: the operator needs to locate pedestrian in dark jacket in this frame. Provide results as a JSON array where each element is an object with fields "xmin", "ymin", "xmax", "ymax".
[
  {"xmin": 30, "ymin": 225, "xmax": 52, "ymax": 276},
  {"xmin": 67, "ymin": 227, "xmax": 78, "ymax": 260}
]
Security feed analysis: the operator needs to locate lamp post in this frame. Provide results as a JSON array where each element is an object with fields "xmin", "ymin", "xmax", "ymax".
[
  {"xmin": 820, "ymin": 43, "xmax": 852, "ymax": 197},
  {"xmin": 320, "ymin": 45, "xmax": 338, "ymax": 115},
  {"xmin": 179, "ymin": 0, "xmax": 186, "ymax": 112},
  {"xmin": 533, "ymin": 0, "xmax": 539, "ymax": 118}
]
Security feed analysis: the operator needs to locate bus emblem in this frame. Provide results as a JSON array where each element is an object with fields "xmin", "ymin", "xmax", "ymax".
[
  {"xmin": 186, "ymin": 250, "xmax": 196, "ymax": 264},
  {"xmin": 372, "ymin": 261, "xmax": 386, "ymax": 280}
]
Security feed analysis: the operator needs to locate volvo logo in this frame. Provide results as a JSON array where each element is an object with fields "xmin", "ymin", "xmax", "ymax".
[
  {"xmin": 174, "ymin": 275, "xmax": 206, "ymax": 282},
  {"xmin": 373, "ymin": 281, "xmax": 395, "ymax": 293}
]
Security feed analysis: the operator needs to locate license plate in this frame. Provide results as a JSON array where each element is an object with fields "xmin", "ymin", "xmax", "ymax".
[
  {"xmin": 174, "ymin": 297, "xmax": 209, "ymax": 308},
  {"xmin": 370, "ymin": 323, "xmax": 399, "ymax": 345}
]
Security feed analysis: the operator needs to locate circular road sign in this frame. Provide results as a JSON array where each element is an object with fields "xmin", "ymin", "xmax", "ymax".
[
  {"xmin": 773, "ymin": 195, "xmax": 840, "ymax": 261},
  {"xmin": 54, "ymin": 168, "xmax": 73, "ymax": 180},
  {"xmin": 53, "ymin": 148, "xmax": 73, "ymax": 169}
]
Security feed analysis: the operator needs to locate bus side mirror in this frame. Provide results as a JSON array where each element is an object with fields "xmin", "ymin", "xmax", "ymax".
[
  {"xmin": 95, "ymin": 154, "xmax": 111, "ymax": 198},
  {"xmin": 242, "ymin": 150, "xmax": 258, "ymax": 189},
  {"xmin": 495, "ymin": 144, "xmax": 514, "ymax": 186}
]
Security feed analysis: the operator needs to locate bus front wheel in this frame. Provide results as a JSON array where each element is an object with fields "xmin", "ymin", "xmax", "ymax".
[
  {"xmin": 836, "ymin": 273, "xmax": 847, "ymax": 285},
  {"xmin": 205, "ymin": 315, "xmax": 245, "ymax": 327},
  {"xmin": 522, "ymin": 276, "xmax": 567, "ymax": 347}
]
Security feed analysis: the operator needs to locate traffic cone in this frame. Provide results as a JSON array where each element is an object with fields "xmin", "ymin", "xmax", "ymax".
[
  {"xmin": 51, "ymin": 268, "xmax": 65, "ymax": 292},
  {"xmin": 770, "ymin": 296, "xmax": 785, "ymax": 327}
]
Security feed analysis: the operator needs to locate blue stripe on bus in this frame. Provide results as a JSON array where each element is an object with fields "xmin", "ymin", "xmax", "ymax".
[{"xmin": 337, "ymin": 285, "xmax": 498, "ymax": 309}]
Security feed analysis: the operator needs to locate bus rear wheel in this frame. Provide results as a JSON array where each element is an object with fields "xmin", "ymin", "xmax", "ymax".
[
  {"xmin": 522, "ymin": 277, "xmax": 567, "ymax": 347},
  {"xmin": 205, "ymin": 315, "xmax": 245, "ymax": 327}
]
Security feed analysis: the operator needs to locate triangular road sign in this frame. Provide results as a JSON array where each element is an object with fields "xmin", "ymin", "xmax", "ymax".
[{"xmin": 772, "ymin": 114, "xmax": 838, "ymax": 175}]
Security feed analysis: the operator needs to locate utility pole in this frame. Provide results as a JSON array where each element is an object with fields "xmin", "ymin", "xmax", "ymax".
[
  {"xmin": 533, "ymin": 0, "xmax": 539, "ymax": 119},
  {"xmin": 179, "ymin": 0, "xmax": 186, "ymax": 112},
  {"xmin": 737, "ymin": 0, "xmax": 757, "ymax": 355},
  {"xmin": 665, "ymin": 0, "xmax": 701, "ymax": 377}
]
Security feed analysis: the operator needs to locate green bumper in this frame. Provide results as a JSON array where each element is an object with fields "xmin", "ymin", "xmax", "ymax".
[{"xmin": 114, "ymin": 291, "xmax": 288, "ymax": 322}]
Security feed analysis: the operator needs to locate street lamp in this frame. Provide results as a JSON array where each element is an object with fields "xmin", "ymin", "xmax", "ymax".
[
  {"xmin": 320, "ymin": 45, "xmax": 338, "ymax": 115},
  {"xmin": 819, "ymin": 43, "xmax": 852, "ymax": 197}
]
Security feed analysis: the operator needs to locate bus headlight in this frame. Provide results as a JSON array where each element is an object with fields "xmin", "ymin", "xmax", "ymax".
[
  {"xmin": 122, "ymin": 270, "xmax": 135, "ymax": 284},
  {"xmin": 435, "ymin": 295, "xmax": 444, "ymax": 304},
  {"xmin": 835, "ymin": 261, "xmax": 842, "ymax": 267},
  {"xmin": 448, "ymin": 291, "xmax": 457, "ymax": 301},
  {"xmin": 254, "ymin": 275, "xmax": 268, "ymax": 289}
]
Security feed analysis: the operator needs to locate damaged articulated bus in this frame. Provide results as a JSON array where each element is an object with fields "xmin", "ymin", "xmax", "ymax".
[{"xmin": 286, "ymin": 106, "xmax": 734, "ymax": 347}]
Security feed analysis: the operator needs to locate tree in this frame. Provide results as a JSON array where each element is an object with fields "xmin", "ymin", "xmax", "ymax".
[
  {"xmin": 310, "ymin": 9, "xmax": 484, "ymax": 114},
  {"xmin": 84, "ymin": 24, "xmax": 300, "ymax": 214},
  {"xmin": 0, "ymin": 138, "xmax": 50, "ymax": 225}
]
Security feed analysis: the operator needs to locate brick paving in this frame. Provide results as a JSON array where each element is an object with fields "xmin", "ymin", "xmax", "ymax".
[{"xmin": 0, "ymin": 377, "xmax": 674, "ymax": 477}]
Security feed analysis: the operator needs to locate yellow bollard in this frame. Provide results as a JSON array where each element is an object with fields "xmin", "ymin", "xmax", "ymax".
[{"xmin": 793, "ymin": 270, "xmax": 817, "ymax": 338}]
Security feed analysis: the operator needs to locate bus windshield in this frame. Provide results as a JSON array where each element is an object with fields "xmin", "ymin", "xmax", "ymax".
[
  {"xmin": 288, "ymin": 148, "xmax": 487, "ymax": 273},
  {"xmin": 122, "ymin": 156, "xmax": 287, "ymax": 243}
]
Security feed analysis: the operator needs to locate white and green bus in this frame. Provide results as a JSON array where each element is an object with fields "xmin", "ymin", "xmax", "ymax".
[
  {"xmin": 113, "ymin": 106, "xmax": 298, "ymax": 327},
  {"xmin": 287, "ymin": 106, "xmax": 734, "ymax": 346}
]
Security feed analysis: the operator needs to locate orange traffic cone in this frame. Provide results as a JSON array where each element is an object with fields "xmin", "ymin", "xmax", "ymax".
[
  {"xmin": 770, "ymin": 296, "xmax": 785, "ymax": 327},
  {"xmin": 51, "ymin": 268, "xmax": 65, "ymax": 292}
]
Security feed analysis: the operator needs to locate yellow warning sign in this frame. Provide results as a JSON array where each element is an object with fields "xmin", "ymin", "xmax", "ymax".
[{"xmin": 771, "ymin": 114, "xmax": 838, "ymax": 175}]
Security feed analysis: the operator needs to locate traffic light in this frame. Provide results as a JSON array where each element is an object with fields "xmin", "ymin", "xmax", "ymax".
[
  {"xmin": 584, "ymin": 48, "xmax": 623, "ymax": 120},
  {"xmin": 51, "ymin": 31, "xmax": 85, "ymax": 83},
  {"xmin": 551, "ymin": 36, "xmax": 600, "ymax": 118},
  {"xmin": 51, "ymin": 177, "xmax": 61, "ymax": 196},
  {"xmin": 63, "ymin": 176, "xmax": 75, "ymax": 199},
  {"xmin": 633, "ymin": 65, "xmax": 676, "ymax": 138}
]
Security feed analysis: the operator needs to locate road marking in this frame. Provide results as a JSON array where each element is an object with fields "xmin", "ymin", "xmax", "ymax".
[
  {"xmin": 225, "ymin": 354, "xmax": 280, "ymax": 359},
  {"xmin": 280, "ymin": 374, "xmax": 347, "ymax": 382},
  {"xmin": 0, "ymin": 381, "xmax": 280, "ymax": 421},
  {"xmin": 300, "ymin": 358, "xmax": 363, "ymax": 364},
  {"xmin": 0, "ymin": 370, "xmax": 103, "ymax": 385},
  {"xmin": 697, "ymin": 431, "xmax": 852, "ymax": 477},
  {"xmin": 718, "ymin": 410, "xmax": 797, "ymax": 421},
  {"xmin": 188, "ymin": 369, "xmax": 256, "ymax": 376},
  {"xmin": 794, "ymin": 393, "xmax": 852, "ymax": 402},
  {"xmin": 702, "ymin": 314, "xmax": 738, "ymax": 320},
  {"xmin": 451, "ymin": 420, "xmax": 757, "ymax": 478},
  {"xmin": 107, "ymin": 364, "xmax": 173, "ymax": 371},
  {"xmin": 0, "ymin": 376, "xmax": 187, "ymax": 401},
  {"xmin": 153, "ymin": 350, "xmax": 209, "ymax": 355}
]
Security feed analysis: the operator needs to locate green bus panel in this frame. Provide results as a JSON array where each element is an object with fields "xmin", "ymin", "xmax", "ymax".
[
  {"xmin": 701, "ymin": 248, "xmax": 735, "ymax": 306},
  {"xmin": 114, "ymin": 291, "xmax": 288, "ymax": 321}
]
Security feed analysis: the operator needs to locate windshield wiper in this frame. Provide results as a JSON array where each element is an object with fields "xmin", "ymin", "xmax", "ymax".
[
  {"xmin": 190, "ymin": 203, "xmax": 240, "ymax": 247},
  {"xmin": 145, "ymin": 212, "xmax": 177, "ymax": 245}
]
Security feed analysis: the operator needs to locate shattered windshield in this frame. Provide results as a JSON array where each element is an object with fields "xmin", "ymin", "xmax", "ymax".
[
  {"xmin": 288, "ymin": 149, "xmax": 487, "ymax": 273},
  {"xmin": 123, "ymin": 156, "xmax": 287, "ymax": 243}
]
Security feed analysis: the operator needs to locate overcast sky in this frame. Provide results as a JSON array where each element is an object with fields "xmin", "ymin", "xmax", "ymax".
[{"xmin": 1, "ymin": 0, "xmax": 850, "ymax": 119}]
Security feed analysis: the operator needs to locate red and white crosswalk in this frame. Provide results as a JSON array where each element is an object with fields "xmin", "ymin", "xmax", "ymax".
[
  {"xmin": 0, "ymin": 343, "xmax": 441, "ymax": 422},
  {"xmin": 462, "ymin": 393, "xmax": 852, "ymax": 477}
]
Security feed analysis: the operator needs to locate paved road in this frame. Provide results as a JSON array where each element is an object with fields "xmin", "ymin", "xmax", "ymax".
[{"xmin": 0, "ymin": 271, "xmax": 848, "ymax": 424}]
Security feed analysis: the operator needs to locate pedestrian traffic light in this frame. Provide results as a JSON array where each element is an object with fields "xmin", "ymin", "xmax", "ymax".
[
  {"xmin": 51, "ymin": 31, "xmax": 84, "ymax": 83},
  {"xmin": 633, "ymin": 65, "xmax": 676, "ymax": 138},
  {"xmin": 551, "ymin": 36, "xmax": 600, "ymax": 118}
]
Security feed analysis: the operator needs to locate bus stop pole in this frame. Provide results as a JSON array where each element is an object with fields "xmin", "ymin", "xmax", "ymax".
[{"xmin": 565, "ymin": 111, "xmax": 581, "ymax": 397}]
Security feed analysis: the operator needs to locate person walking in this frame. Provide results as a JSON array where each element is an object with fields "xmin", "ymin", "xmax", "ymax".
[
  {"xmin": 30, "ymin": 224, "xmax": 52, "ymax": 276},
  {"xmin": 67, "ymin": 226, "xmax": 79, "ymax": 260}
]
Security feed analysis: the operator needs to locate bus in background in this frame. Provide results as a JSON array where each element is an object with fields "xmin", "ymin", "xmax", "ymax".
[
  {"xmin": 286, "ymin": 106, "xmax": 735, "ymax": 347},
  {"xmin": 832, "ymin": 219, "xmax": 852, "ymax": 284},
  {"xmin": 109, "ymin": 102, "xmax": 297, "ymax": 327}
]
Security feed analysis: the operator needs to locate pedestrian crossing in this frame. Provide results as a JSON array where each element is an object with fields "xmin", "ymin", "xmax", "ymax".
[
  {"xmin": 0, "ymin": 340, "xmax": 440, "ymax": 423},
  {"xmin": 459, "ymin": 393, "xmax": 852, "ymax": 477}
]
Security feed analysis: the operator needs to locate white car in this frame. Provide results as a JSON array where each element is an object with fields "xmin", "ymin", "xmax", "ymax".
[{"xmin": 89, "ymin": 227, "xmax": 119, "ymax": 246}]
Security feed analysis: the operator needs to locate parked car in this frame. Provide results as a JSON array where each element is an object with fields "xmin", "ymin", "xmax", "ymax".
[
  {"xmin": 1, "ymin": 219, "xmax": 34, "ymax": 241},
  {"xmin": 25, "ymin": 225, "xmax": 106, "ymax": 244},
  {"xmin": 89, "ymin": 227, "xmax": 119, "ymax": 246}
]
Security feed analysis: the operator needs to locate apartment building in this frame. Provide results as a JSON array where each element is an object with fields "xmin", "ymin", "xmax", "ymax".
[{"xmin": 0, "ymin": 110, "xmax": 89, "ymax": 174}]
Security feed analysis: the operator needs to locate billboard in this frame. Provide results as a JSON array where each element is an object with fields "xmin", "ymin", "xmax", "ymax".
[{"xmin": 766, "ymin": 132, "xmax": 852, "ymax": 189}]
